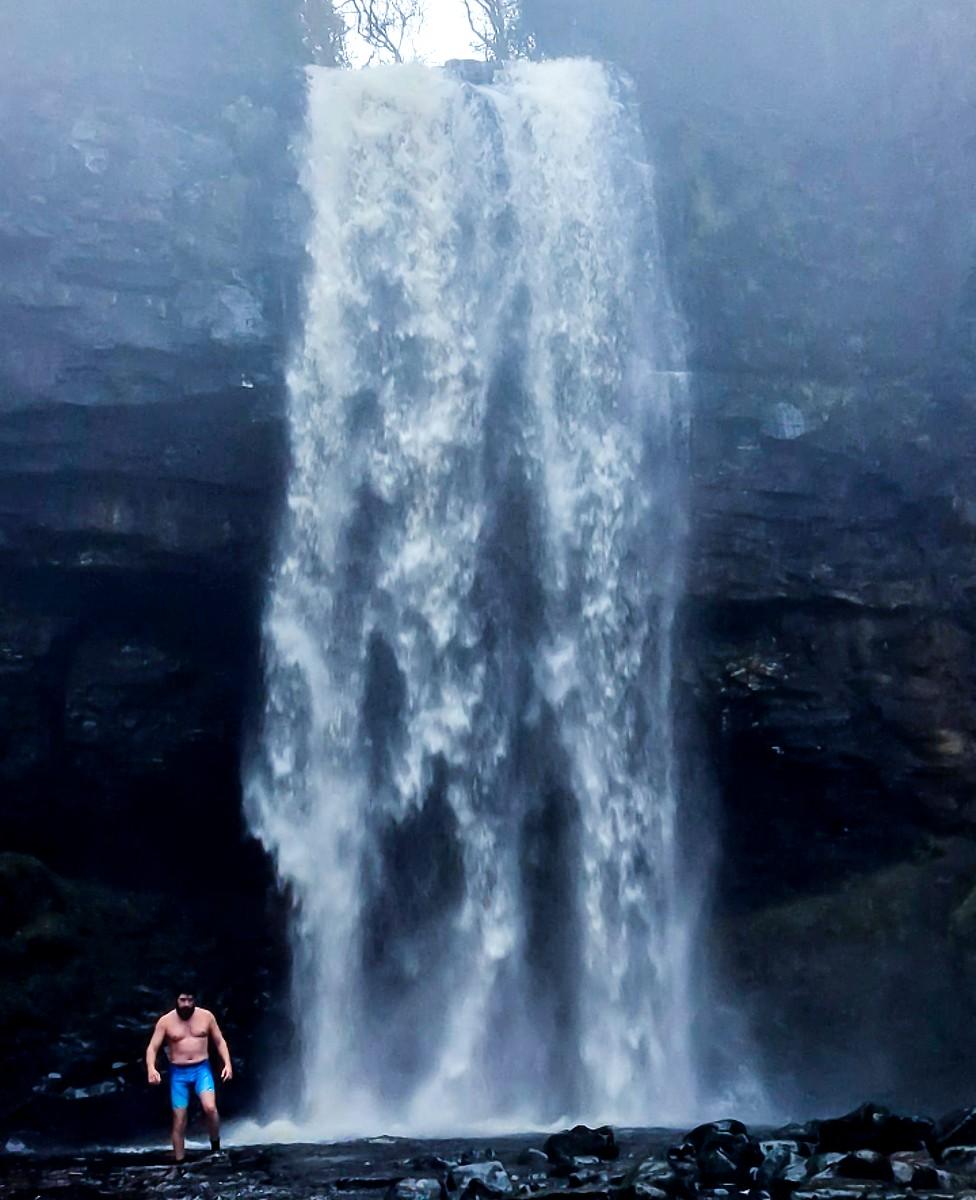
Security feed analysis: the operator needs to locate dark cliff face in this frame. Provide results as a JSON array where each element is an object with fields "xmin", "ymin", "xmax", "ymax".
[
  {"xmin": 0, "ymin": 0, "xmax": 303, "ymax": 1131},
  {"xmin": 523, "ymin": 0, "xmax": 976, "ymax": 1113}
]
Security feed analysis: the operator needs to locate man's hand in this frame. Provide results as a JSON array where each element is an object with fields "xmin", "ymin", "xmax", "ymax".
[
  {"xmin": 146, "ymin": 1016, "xmax": 166, "ymax": 1087},
  {"xmin": 220, "ymin": 1063, "xmax": 233, "ymax": 1083}
]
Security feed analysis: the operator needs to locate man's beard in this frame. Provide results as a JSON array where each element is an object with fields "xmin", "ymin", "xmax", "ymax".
[{"xmin": 177, "ymin": 1004, "xmax": 196, "ymax": 1022}]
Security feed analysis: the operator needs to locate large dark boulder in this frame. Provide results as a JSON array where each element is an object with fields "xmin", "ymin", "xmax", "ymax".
[
  {"xmin": 678, "ymin": 1121, "xmax": 760, "ymax": 1188},
  {"xmin": 544, "ymin": 1126, "xmax": 619, "ymax": 1166},
  {"xmin": 818, "ymin": 1104, "xmax": 932, "ymax": 1155}
]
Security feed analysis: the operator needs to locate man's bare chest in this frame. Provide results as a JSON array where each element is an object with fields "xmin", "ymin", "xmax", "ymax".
[{"xmin": 166, "ymin": 1020, "xmax": 209, "ymax": 1047}]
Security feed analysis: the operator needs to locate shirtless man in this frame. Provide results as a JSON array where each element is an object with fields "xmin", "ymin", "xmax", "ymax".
[{"xmin": 145, "ymin": 989, "xmax": 232, "ymax": 1166}]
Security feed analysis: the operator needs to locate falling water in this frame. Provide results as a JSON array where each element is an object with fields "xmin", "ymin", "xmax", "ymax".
[{"xmin": 247, "ymin": 58, "xmax": 698, "ymax": 1133}]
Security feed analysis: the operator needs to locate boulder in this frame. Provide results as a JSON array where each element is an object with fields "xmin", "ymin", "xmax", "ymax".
[
  {"xmin": 817, "ymin": 1103, "xmax": 933, "ymax": 1154},
  {"xmin": 665, "ymin": 1141, "xmax": 700, "ymax": 1195},
  {"xmin": 936, "ymin": 1108, "xmax": 976, "ymax": 1153},
  {"xmin": 620, "ymin": 1157, "xmax": 680, "ymax": 1199},
  {"xmin": 832, "ymin": 1151, "xmax": 893, "ymax": 1182},
  {"xmin": 804, "ymin": 1153, "xmax": 846, "ymax": 1178},
  {"xmin": 387, "ymin": 1181, "xmax": 444, "ymax": 1200},
  {"xmin": 755, "ymin": 1141, "xmax": 805, "ymax": 1188},
  {"xmin": 544, "ymin": 1127, "xmax": 619, "ymax": 1166},
  {"xmin": 890, "ymin": 1150, "xmax": 938, "ymax": 1186},
  {"xmin": 684, "ymin": 1120, "xmax": 750, "ymax": 1152},
  {"xmin": 782, "ymin": 1158, "xmax": 810, "ymax": 1185},
  {"xmin": 942, "ymin": 1146, "xmax": 976, "ymax": 1177},
  {"xmin": 910, "ymin": 1164, "xmax": 954, "ymax": 1189},
  {"xmin": 679, "ymin": 1121, "xmax": 760, "ymax": 1188},
  {"xmin": 449, "ymin": 1163, "xmax": 514, "ymax": 1200}
]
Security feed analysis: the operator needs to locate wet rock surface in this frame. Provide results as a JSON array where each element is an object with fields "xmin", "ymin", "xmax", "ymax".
[{"xmin": 10, "ymin": 1109, "xmax": 976, "ymax": 1200}]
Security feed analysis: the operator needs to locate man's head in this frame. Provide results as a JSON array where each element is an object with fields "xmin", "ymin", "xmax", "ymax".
[{"xmin": 175, "ymin": 990, "xmax": 196, "ymax": 1021}]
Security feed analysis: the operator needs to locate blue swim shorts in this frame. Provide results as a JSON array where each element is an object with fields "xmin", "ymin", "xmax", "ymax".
[{"xmin": 169, "ymin": 1060, "xmax": 215, "ymax": 1109}]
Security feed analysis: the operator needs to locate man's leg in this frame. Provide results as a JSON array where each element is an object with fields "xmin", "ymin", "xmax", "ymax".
[
  {"xmin": 171, "ymin": 1107, "xmax": 188, "ymax": 1164},
  {"xmin": 169, "ymin": 1068, "xmax": 190, "ymax": 1167},
  {"xmin": 196, "ymin": 1063, "xmax": 220, "ymax": 1153},
  {"xmin": 199, "ymin": 1090, "xmax": 220, "ymax": 1151}
]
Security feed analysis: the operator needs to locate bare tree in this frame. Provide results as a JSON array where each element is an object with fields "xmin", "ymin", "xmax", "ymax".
[
  {"xmin": 333, "ymin": 0, "xmax": 424, "ymax": 65},
  {"xmin": 462, "ymin": 0, "xmax": 527, "ymax": 61}
]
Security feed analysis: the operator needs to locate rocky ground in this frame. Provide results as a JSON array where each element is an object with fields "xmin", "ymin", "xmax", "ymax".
[{"xmin": 7, "ymin": 1105, "xmax": 976, "ymax": 1200}]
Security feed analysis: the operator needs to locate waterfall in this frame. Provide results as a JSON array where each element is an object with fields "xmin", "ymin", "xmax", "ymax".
[{"xmin": 247, "ymin": 58, "xmax": 699, "ymax": 1133}]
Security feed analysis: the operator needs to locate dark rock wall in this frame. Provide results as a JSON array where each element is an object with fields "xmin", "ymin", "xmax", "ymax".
[
  {"xmin": 0, "ymin": 0, "xmax": 305, "ymax": 1129},
  {"xmin": 522, "ymin": 0, "xmax": 976, "ymax": 1113}
]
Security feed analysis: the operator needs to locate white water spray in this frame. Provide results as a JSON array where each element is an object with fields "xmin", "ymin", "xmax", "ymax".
[{"xmin": 248, "ymin": 58, "xmax": 699, "ymax": 1134}]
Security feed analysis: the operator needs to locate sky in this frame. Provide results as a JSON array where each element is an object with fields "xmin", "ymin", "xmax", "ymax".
[
  {"xmin": 345, "ymin": 0, "xmax": 481, "ymax": 66},
  {"xmin": 411, "ymin": 0, "xmax": 479, "ymax": 62}
]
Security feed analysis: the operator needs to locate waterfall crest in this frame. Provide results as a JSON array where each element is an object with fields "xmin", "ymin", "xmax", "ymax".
[{"xmin": 247, "ymin": 58, "xmax": 699, "ymax": 1133}]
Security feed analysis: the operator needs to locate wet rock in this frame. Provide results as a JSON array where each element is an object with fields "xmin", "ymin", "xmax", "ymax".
[
  {"xmin": 937, "ymin": 1110, "xmax": 976, "ymax": 1153},
  {"xmin": 684, "ymin": 1121, "xmax": 750, "ymax": 1152},
  {"xmin": 782, "ymin": 1158, "xmax": 810, "ymax": 1185},
  {"xmin": 755, "ymin": 1141, "xmax": 805, "ymax": 1188},
  {"xmin": 792, "ymin": 1187, "xmax": 882, "ymax": 1200},
  {"xmin": 665, "ymin": 1141, "xmax": 700, "ymax": 1194},
  {"xmin": 912, "ymin": 1165, "xmax": 955, "ymax": 1189},
  {"xmin": 623, "ymin": 1157, "xmax": 679, "ymax": 1197},
  {"xmin": 942, "ymin": 1147, "xmax": 976, "ymax": 1177},
  {"xmin": 805, "ymin": 1153, "xmax": 846, "ymax": 1178},
  {"xmin": 0, "ymin": 854, "xmax": 66, "ymax": 939},
  {"xmin": 449, "ymin": 1162, "xmax": 514, "ymax": 1200},
  {"xmin": 545, "ymin": 1128, "xmax": 619, "ymax": 1166},
  {"xmin": 389, "ymin": 1180, "xmax": 446, "ymax": 1200},
  {"xmin": 818, "ymin": 1103, "xmax": 933, "ymax": 1154},
  {"xmin": 680, "ymin": 1120, "xmax": 760, "ymax": 1187},
  {"xmin": 625, "ymin": 1188, "xmax": 668, "ymax": 1200},
  {"xmin": 568, "ymin": 1170, "xmax": 609, "ymax": 1189},
  {"xmin": 759, "ymin": 1140, "xmax": 802, "ymax": 1156},
  {"xmin": 518, "ymin": 1151, "xmax": 551, "ymax": 1170},
  {"xmin": 833, "ymin": 1151, "xmax": 894, "ymax": 1182},
  {"xmin": 410, "ymin": 1157, "xmax": 454, "ymax": 1175},
  {"xmin": 62, "ymin": 1080, "xmax": 121, "ymax": 1100}
]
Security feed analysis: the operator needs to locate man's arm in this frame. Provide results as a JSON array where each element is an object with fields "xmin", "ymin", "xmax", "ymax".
[
  {"xmin": 210, "ymin": 1014, "xmax": 233, "ymax": 1082},
  {"xmin": 145, "ymin": 1018, "xmax": 166, "ymax": 1085}
]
